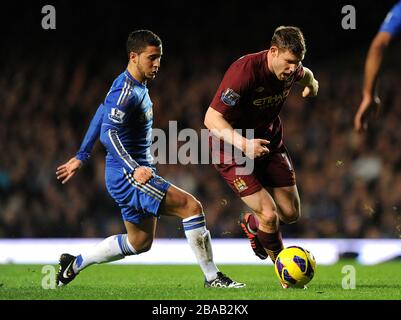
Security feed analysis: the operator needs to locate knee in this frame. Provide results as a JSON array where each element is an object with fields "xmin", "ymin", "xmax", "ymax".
[
  {"xmin": 129, "ymin": 238, "xmax": 153, "ymax": 254},
  {"xmin": 281, "ymin": 207, "xmax": 301, "ymax": 224},
  {"xmin": 258, "ymin": 206, "xmax": 279, "ymax": 227},
  {"xmin": 184, "ymin": 195, "xmax": 203, "ymax": 216}
]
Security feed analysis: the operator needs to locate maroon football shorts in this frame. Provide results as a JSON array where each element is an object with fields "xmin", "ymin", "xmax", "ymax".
[{"xmin": 213, "ymin": 146, "xmax": 296, "ymax": 197}]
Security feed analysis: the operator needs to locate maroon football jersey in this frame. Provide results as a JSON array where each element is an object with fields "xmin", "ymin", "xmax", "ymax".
[{"xmin": 209, "ymin": 50, "xmax": 304, "ymax": 152}]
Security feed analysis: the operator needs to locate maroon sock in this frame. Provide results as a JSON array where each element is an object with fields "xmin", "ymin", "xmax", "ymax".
[
  {"xmin": 257, "ymin": 229, "xmax": 284, "ymax": 262},
  {"xmin": 248, "ymin": 213, "xmax": 259, "ymax": 231}
]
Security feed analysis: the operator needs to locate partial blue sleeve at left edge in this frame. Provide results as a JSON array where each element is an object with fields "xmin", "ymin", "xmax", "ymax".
[{"xmin": 76, "ymin": 104, "xmax": 104, "ymax": 164}]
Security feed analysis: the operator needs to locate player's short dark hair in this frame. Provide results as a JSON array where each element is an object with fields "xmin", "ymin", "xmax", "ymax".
[
  {"xmin": 126, "ymin": 30, "xmax": 162, "ymax": 57},
  {"xmin": 271, "ymin": 26, "xmax": 306, "ymax": 59}
]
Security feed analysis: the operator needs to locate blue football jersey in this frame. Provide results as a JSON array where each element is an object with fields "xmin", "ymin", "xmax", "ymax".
[
  {"xmin": 76, "ymin": 70, "xmax": 155, "ymax": 172},
  {"xmin": 379, "ymin": 0, "xmax": 401, "ymax": 36},
  {"xmin": 75, "ymin": 69, "xmax": 170, "ymax": 223},
  {"xmin": 100, "ymin": 70, "xmax": 155, "ymax": 173}
]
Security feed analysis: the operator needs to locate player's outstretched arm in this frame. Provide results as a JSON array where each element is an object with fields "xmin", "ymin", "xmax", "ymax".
[
  {"xmin": 76, "ymin": 104, "xmax": 104, "ymax": 162},
  {"xmin": 354, "ymin": 32, "xmax": 391, "ymax": 132},
  {"xmin": 56, "ymin": 157, "xmax": 83, "ymax": 184},
  {"xmin": 354, "ymin": 95, "xmax": 381, "ymax": 133},
  {"xmin": 57, "ymin": 104, "xmax": 103, "ymax": 184},
  {"xmin": 298, "ymin": 67, "xmax": 319, "ymax": 97}
]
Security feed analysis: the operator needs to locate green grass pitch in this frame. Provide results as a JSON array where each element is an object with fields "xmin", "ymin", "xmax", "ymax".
[{"xmin": 0, "ymin": 260, "xmax": 400, "ymax": 300}]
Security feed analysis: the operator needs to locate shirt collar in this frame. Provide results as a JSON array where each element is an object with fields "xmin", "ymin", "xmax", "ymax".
[{"xmin": 124, "ymin": 70, "xmax": 146, "ymax": 87}]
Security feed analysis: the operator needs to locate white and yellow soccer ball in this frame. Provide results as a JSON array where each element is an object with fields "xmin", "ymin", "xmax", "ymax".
[{"xmin": 274, "ymin": 246, "xmax": 316, "ymax": 288}]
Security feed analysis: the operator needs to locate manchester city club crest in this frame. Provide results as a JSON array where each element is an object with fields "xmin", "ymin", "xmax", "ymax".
[{"xmin": 233, "ymin": 177, "xmax": 248, "ymax": 192}]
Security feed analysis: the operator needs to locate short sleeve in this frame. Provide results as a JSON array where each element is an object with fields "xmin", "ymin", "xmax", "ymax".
[
  {"xmin": 209, "ymin": 59, "xmax": 252, "ymax": 117},
  {"xmin": 379, "ymin": 1, "xmax": 401, "ymax": 36}
]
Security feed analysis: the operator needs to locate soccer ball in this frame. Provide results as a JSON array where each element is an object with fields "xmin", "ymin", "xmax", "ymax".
[{"xmin": 275, "ymin": 246, "xmax": 316, "ymax": 288}]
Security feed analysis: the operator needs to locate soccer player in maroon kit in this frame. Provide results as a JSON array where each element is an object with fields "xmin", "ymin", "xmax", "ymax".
[{"xmin": 204, "ymin": 26, "xmax": 319, "ymax": 287}]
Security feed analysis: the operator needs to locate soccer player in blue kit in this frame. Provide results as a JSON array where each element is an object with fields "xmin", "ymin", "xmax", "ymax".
[
  {"xmin": 354, "ymin": 0, "xmax": 401, "ymax": 132},
  {"xmin": 56, "ymin": 30, "xmax": 245, "ymax": 288}
]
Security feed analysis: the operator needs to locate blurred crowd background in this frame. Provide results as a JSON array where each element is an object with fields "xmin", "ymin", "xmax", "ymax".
[{"xmin": 1, "ymin": 1, "xmax": 401, "ymax": 239}]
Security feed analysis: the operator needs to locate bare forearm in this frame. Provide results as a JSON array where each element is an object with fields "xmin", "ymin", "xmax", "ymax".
[
  {"xmin": 362, "ymin": 32, "xmax": 391, "ymax": 97},
  {"xmin": 204, "ymin": 107, "xmax": 246, "ymax": 151}
]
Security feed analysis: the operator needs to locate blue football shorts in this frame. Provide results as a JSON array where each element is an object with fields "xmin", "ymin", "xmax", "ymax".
[{"xmin": 105, "ymin": 166, "xmax": 171, "ymax": 224}]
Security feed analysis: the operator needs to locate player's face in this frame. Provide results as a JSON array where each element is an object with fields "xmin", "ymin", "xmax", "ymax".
[
  {"xmin": 136, "ymin": 45, "xmax": 162, "ymax": 81},
  {"xmin": 271, "ymin": 48, "xmax": 302, "ymax": 81}
]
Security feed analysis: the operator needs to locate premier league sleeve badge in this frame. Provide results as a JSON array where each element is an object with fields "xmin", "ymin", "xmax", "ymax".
[{"xmin": 221, "ymin": 88, "xmax": 240, "ymax": 106}]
